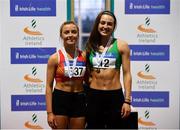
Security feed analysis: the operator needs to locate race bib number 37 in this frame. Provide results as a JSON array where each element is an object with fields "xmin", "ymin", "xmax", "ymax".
[{"xmin": 64, "ymin": 66, "xmax": 86, "ymax": 77}]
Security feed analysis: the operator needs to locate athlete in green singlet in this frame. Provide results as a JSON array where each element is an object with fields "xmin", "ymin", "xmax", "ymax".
[{"xmin": 85, "ymin": 10, "xmax": 132, "ymax": 129}]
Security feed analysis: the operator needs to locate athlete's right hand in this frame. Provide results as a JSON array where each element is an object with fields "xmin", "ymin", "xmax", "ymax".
[{"xmin": 47, "ymin": 113, "xmax": 57, "ymax": 129}]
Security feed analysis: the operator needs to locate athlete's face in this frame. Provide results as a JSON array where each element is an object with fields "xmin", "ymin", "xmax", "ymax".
[
  {"xmin": 61, "ymin": 24, "xmax": 79, "ymax": 45},
  {"xmin": 98, "ymin": 14, "xmax": 115, "ymax": 37}
]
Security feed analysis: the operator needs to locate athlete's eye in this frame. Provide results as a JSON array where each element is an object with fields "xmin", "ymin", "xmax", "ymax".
[
  {"xmin": 71, "ymin": 30, "xmax": 78, "ymax": 34},
  {"xmin": 63, "ymin": 30, "xmax": 69, "ymax": 35},
  {"xmin": 100, "ymin": 21, "xmax": 105, "ymax": 25},
  {"xmin": 107, "ymin": 22, "xmax": 113, "ymax": 26}
]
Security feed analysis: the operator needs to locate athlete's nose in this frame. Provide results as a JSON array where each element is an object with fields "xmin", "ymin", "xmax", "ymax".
[
  {"xmin": 103, "ymin": 23, "xmax": 108, "ymax": 28},
  {"xmin": 102, "ymin": 23, "xmax": 109, "ymax": 31},
  {"xmin": 67, "ymin": 32, "xmax": 74, "ymax": 38}
]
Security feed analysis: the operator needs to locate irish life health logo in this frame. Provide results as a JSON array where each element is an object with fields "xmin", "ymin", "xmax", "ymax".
[
  {"xmin": 10, "ymin": 0, "xmax": 56, "ymax": 16},
  {"xmin": 125, "ymin": 0, "xmax": 170, "ymax": 14},
  {"xmin": 11, "ymin": 94, "xmax": 46, "ymax": 111},
  {"xmin": 23, "ymin": 19, "xmax": 45, "ymax": 46},
  {"xmin": 129, "ymin": 45, "xmax": 170, "ymax": 61},
  {"xmin": 11, "ymin": 47, "xmax": 56, "ymax": 64},
  {"xmin": 137, "ymin": 17, "xmax": 158, "ymax": 43},
  {"xmin": 131, "ymin": 91, "xmax": 169, "ymax": 107}
]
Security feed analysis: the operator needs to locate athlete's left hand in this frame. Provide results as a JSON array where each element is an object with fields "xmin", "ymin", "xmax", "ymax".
[{"xmin": 121, "ymin": 103, "xmax": 131, "ymax": 118}]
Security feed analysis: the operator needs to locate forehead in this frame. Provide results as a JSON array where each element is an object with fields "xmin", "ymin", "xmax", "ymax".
[
  {"xmin": 62, "ymin": 24, "xmax": 78, "ymax": 30},
  {"xmin": 100, "ymin": 14, "xmax": 114, "ymax": 22}
]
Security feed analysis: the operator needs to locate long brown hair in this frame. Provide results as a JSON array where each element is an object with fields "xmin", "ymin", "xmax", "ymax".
[
  {"xmin": 85, "ymin": 10, "xmax": 117, "ymax": 53},
  {"xmin": 84, "ymin": 11, "xmax": 117, "ymax": 84}
]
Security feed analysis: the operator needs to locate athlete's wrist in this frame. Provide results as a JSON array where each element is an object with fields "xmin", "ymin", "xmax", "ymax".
[
  {"xmin": 125, "ymin": 98, "xmax": 131, "ymax": 102},
  {"xmin": 124, "ymin": 101, "xmax": 131, "ymax": 105},
  {"xmin": 47, "ymin": 111, "xmax": 53, "ymax": 115}
]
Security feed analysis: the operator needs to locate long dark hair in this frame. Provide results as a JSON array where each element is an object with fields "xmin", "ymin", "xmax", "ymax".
[
  {"xmin": 84, "ymin": 11, "xmax": 117, "ymax": 84},
  {"xmin": 85, "ymin": 10, "xmax": 117, "ymax": 53}
]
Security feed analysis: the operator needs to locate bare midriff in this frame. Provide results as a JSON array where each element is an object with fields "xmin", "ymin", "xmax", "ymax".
[
  {"xmin": 54, "ymin": 79, "xmax": 84, "ymax": 92},
  {"xmin": 90, "ymin": 68, "xmax": 122, "ymax": 90}
]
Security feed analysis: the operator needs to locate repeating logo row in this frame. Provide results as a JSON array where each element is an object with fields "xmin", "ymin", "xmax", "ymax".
[
  {"xmin": 10, "ymin": 0, "xmax": 170, "ymax": 16},
  {"xmin": 10, "ymin": 45, "xmax": 169, "ymax": 64},
  {"xmin": 11, "ymin": 91, "xmax": 169, "ymax": 111},
  {"xmin": 10, "ymin": 16, "xmax": 162, "ymax": 47}
]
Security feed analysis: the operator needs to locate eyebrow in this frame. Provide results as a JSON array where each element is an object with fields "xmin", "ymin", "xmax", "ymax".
[{"xmin": 100, "ymin": 19, "xmax": 114, "ymax": 23}]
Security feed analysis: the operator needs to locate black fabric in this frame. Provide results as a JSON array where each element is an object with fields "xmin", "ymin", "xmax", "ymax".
[
  {"xmin": 52, "ymin": 88, "xmax": 86, "ymax": 117},
  {"xmin": 121, "ymin": 112, "xmax": 138, "ymax": 129},
  {"xmin": 86, "ymin": 88, "xmax": 125, "ymax": 129}
]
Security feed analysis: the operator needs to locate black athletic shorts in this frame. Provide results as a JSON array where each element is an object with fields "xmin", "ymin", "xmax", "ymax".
[
  {"xmin": 52, "ymin": 88, "xmax": 86, "ymax": 117},
  {"xmin": 86, "ymin": 87, "xmax": 125, "ymax": 129}
]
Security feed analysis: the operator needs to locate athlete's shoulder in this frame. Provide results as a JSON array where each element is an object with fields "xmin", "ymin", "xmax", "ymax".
[
  {"xmin": 48, "ymin": 52, "xmax": 58, "ymax": 65},
  {"xmin": 116, "ymin": 38, "xmax": 129, "ymax": 53},
  {"xmin": 116, "ymin": 38, "xmax": 128, "ymax": 45}
]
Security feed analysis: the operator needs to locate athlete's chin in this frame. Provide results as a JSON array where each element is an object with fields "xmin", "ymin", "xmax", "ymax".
[
  {"xmin": 66, "ymin": 42, "xmax": 76, "ymax": 45},
  {"xmin": 99, "ymin": 32, "xmax": 111, "ymax": 36}
]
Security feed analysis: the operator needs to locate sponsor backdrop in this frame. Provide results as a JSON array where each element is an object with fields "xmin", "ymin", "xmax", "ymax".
[
  {"xmin": 0, "ymin": 0, "xmax": 66, "ymax": 129},
  {"xmin": 0, "ymin": 1, "xmax": 2, "ymax": 128},
  {"xmin": 114, "ymin": 0, "xmax": 180, "ymax": 129},
  {"xmin": 1, "ymin": 0, "xmax": 180, "ymax": 129}
]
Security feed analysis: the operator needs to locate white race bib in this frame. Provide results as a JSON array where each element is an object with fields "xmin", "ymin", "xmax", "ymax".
[
  {"xmin": 64, "ymin": 66, "xmax": 86, "ymax": 77},
  {"xmin": 92, "ymin": 57, "xmax": 116, "ymax": 68}
]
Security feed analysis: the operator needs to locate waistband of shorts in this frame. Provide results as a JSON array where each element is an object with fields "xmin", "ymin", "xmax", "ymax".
[
  {"xmin": 88, "ymin": 87, "xmax": 123, "ymax": 94},
  {"xmin": 53, "ymin": 88, "xmax": 85, "ymax": 95}
]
